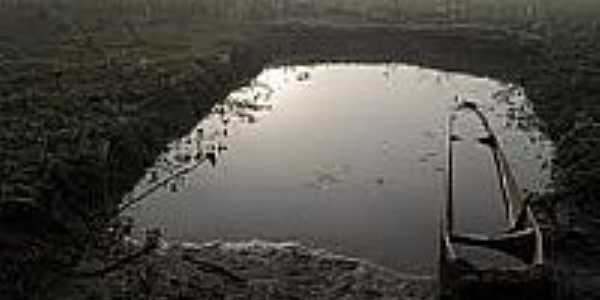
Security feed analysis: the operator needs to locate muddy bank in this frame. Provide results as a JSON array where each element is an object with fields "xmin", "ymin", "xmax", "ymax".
[
  {"xmin": 52, "ymin": 239, "xmax": 435, "ymax": 300},
  {"xmin": 260, "ymin": 23, "xmax": 534, "ymax": 78}
]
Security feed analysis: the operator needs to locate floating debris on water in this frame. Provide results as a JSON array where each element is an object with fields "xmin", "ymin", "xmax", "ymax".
[
  {"xmin": 297, "ymin": 71, "xmax": 311, "ymax": 82},
  {"xmin": 308, "ymin": 164, "xmax": 352, "ymax": 190}
]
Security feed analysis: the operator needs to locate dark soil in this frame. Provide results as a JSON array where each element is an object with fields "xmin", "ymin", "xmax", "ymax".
[{"xmin": 51, "ymin": 240, "xmax": 436, "ymax": 300}]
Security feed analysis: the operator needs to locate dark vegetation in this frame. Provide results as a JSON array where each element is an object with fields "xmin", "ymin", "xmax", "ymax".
[{"xmin": 0, "ymin": 0, "xmax": 599, "ymax": 299}]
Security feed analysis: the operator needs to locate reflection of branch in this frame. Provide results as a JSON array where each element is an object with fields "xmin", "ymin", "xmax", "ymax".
[
  {"xmin": 118, "ymin": 160, "xmax": 204, "ymax": 214},
  {"xmin": 252, "ymin": 81, "xmax": 275, "ymax": 96},
  {"xmin": 229, "ymin": 83, "xmax": 275, "ymax": 109}
]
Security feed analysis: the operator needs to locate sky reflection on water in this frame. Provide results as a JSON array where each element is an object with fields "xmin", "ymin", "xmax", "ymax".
[{"xmin": 124, "ymin": 64, "xmax": 553, "ymax": 274}]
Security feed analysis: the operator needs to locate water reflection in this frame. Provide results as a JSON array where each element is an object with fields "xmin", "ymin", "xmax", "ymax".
[
  {"xmin": 133, "ymin": 75, "xmax": 287, "ymax": 196},
  {"xmin": 124, "ymin": 64, "xmax": 554, "ymax": 274}
]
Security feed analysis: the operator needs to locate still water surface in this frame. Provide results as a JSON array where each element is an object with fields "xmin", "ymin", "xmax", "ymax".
[{"xmin": 125, "ymin": 64, "xmax": 553, "ymax": 274}]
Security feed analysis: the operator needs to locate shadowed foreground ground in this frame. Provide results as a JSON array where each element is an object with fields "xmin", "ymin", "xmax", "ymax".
[{"xmin": 54, "ymin": 240, "xmax": 436, "ymax": 300}]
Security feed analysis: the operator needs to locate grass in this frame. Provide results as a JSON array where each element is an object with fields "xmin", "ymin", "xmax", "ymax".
[{"xmin": 1, "ymin": 1, "xmax": 599, "ymax": 299}]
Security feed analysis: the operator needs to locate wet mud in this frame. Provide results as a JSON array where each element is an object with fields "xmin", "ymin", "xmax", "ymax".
[{"xmin": 54, "ymin": 239, "xmax": 436, "ymax": 300}]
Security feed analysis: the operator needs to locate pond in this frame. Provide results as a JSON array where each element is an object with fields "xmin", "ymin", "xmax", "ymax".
[{"xmin": 123, "ymin": 64, "xmax": 553, "ymax": 274}]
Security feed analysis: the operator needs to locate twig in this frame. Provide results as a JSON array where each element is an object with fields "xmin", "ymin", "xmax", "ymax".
[
  {"xmin": 182, "ymin": 254, "xmax": 246, "ymax": 283},
  {"xmin": 73, "ymin": 240, "xmax": 156, "ymax": 278},
  {"xmin": 117, "ymin": 159, "xmax": 203, "ymax": 214}
]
